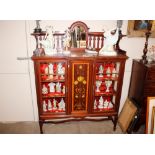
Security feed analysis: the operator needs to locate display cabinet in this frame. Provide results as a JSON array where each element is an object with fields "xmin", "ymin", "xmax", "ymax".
[
  {"xmin": 32, "ymin": 54, "xmax": 127, "ymax": 133},
  {"xmin": 31, "ymin": 21, "xmax": 128, "ymax": 133}
]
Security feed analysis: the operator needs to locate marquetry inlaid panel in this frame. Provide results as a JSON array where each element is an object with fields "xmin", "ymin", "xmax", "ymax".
[{"xmin": 72, "ymin": 62, "xmax": 89, "ymax": 112}]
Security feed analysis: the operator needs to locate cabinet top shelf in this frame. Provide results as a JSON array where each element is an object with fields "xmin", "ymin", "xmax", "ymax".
[
  {"xmin": 133, "ymin": 59, "xmax": 155, "ymax": 68},
  {"xmin": 32, "ymin": 51, "xmax": 128, "ymax": 61}
]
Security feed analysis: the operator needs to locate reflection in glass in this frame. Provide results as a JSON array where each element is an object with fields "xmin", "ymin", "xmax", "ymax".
[{"xmin": 70, "ymin": 26, "xmax": 86, "ymax": 48}]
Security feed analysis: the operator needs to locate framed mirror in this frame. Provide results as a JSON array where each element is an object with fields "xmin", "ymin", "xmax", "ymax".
[{"xmin": 69, "ymin": 21, "xmax": 89, "ymax": 50}]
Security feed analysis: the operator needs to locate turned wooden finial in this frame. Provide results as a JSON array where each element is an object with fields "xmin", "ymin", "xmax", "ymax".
[
  {"xmin": 115, "ymin": 29, "xmax": 127, "ymax": 54},
  {"xmin": 141, "ymin": 31, "xmax": 151, "ymax": 64},
  {"xmin": 115, "ymin": 20, "xmax": 127, "ymax": 54}
]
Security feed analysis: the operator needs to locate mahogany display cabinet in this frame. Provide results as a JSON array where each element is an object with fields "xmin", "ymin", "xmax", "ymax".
[
  {"xmin": 32, "ymin": 53, "xmax": 127, "ymax": 133},
  {"xmin": 31, "ymin": 21, "xmax": 128, "ymax": 133}
]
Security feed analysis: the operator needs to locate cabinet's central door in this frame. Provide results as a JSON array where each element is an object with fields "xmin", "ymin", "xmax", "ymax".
[{"xmin": 71, "ymin": 62, "xmax": 90, "ymax": 113}]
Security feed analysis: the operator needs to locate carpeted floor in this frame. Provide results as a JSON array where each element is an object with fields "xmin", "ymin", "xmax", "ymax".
[{"xmin": 0, "ymin": 120, "xmax": 145, "ymax": 134}]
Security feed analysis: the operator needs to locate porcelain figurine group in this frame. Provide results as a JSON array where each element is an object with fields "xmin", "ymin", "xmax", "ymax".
[
  {"xmin": 38, "ymin": 25, "xmax": 71, "ymax": 55},
  {"xmin": 43, "ymin": 98, "xmax": 65, "ymax": 112},
  {"xmin": 94, "ymin": 97, "xmax": 113, "ymax": 110},
  {"xmin": 33, "ymin": 21, "xmax": 120, "ymax": 56}
]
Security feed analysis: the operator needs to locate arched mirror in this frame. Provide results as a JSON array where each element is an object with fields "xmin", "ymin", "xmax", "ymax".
[{"xmin": 69, "ymin": 21, "xmax": 89, "ymax": 49}]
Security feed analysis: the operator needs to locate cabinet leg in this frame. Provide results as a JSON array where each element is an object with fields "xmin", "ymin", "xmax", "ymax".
[
  {"xmin": 39, "ymin": 121, "xmax": 43, "ymax": 134},
  {"xmin": 113, "ymin": 116, "xmax": 118, "ymax": 131}
]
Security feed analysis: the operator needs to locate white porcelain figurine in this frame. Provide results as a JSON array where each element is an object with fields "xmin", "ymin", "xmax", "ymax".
[
  {"xmin": 53, "ymin": 99, "xmax": 57, "ymax": 110},
  {"xmin": 43, "ymin": 100, "xmax": 47, "ymax": 112},
  {"xmin": 96, "ymin": 80, "xmax": 102, "ymax": 92},
  {"xmin": 48, "ymin": 100, "xmax": 52, "ymax": 111},
  {"xmin": 48, "ymin": 82, "xmax": 55, "ymax": 93},
  {"xmin": 56, "ymin": 82, "xmax": 61, "ymax": 93},
  {"xmin": 99, "ymin": 28, "xmax": 119, "ymax": 56},
  {"xmin": 94, "ymin": 99, "xmax": 97, "ymax": 109},
  {"xmin": 62, "ymin": 85, "xmax": 65, "ymax": 94},
  {"xmin": 48, "ymin": 63, "xmax": 54, "ymax": 79},
  {"xmin": 99, "ymin": 65, "xmax": 104, "ymax": 78},
  {"xmin": 44, "ymin": 66, "xmax": 49, "ymax": 74},
  {"xmin": 58, "ymin": 98, "xmax": 65, "ymax": 111},
  {"xmin": 39, "ymin": 26, "xmax": 57, "ymax": 55},
  {"xmin": 103, "ymin": 100, "xmax": 109, "ymax": 108},
  {"xmin": 108, "ymin": 101, "xmax": 113, "ymax": 109},
  {"xmin": 57, "ymin": 63, "xmax": 65, "ymax": 76},
  {"xmin": 98, "ymin": 96, "xmax": 104, "ymax": 109},
  {"xmin": 105, "ymin": 80, "xmax": 112, "ymax": 92},
  {"xmin": 49, "ymin": 63, "xmax": 54, "ymax": 74},
  {"xmin": 42, "ymin": 84, "xmax": 48, "ymax": 94},
  {"xmin": 63, "ymin": 29, "xmax": 71, "ymax": 52},
  {"xmin": 112, "ymin": 67, "xmax": 117, "ymax": 78},
  {"xmin": 106, "ymin": 67, "xmax": 111, "ymax": 77}
]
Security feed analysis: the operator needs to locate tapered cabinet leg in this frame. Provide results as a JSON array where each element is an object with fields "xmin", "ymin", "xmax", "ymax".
[
  {"xmin": 39, "ymin": 121, "xmax": 43, "ymax": 134},
  {"xmin": 113, "ymin": 116, "xmax": 118, "ymax": 131}
]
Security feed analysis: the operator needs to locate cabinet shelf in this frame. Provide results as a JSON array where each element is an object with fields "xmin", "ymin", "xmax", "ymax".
[
  {"xmin": 41, "ymin": 75, "xmax": 65, "ymax": 81},
  {"xmin": 41, "ymin": 73, "xmax": 65, "ymax": 76},
  {"xmin": 41, "ymin": 79, "xmax": 65, "ymax": 83},
  {"xmin": 43, "ymin": 110, "xmax": 66, "ymax": 114},
  {"xmin": 96, "ymin": 76, "xmax": 118, "ymax": 81},
  {"xmin": 94, "ymin": 108, "xmax": 115, "ymax": 113},
  {"xmin": 42, "ymin": 93, "xmax": 65, "ymax": 98},
  {"xmin": 95, "ymin": 91, "xmax": 116, "ymax": 96}
]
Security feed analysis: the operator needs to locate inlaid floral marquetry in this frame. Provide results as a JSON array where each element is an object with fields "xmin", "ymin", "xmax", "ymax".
[{"xmin": 72, "ymin": 62, "xmax": 89, "ymax": 112}]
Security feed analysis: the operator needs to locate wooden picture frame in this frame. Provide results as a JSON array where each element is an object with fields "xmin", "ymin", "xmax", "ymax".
[
  {"xmin": 118, "ymin": 98, "xmax": 137, "ymax": 133},
  {"xmin": 146, "ymin": 97, "xmax": 155, "ymax": 134},
  {"xmin": 127, "ymin": 20, "xmax": 155, "ymax": 37},
  {"xmin": 151, "ymin": 107, "xmax": 155, "ymax": 134}
]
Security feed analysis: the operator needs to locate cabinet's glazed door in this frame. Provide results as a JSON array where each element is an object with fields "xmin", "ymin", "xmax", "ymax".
[
  {"xmin": 93, "ymin": 61, "xmax": 120, "ymax": 113},
  {"xmin": 70, "ymin": 61, "xmax": 92, "ymax": 114},
  {"xmin": 38, "ymin": 60, "xmax": 68, "ymax": 115}
]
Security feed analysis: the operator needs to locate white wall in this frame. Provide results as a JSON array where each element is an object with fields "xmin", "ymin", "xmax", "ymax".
[
  {"xmin": 0, "ymin": 21, "xmax": 36, "ymax": 121},
  {"xmin": 0, "ymin": 20, "xmax": 155, "ymax": 121}
]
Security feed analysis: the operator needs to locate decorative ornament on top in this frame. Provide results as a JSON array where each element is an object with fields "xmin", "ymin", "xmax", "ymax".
[
  {"xmin": 117, "ymin": 20, "xmax": 123, "ymax": 29},
  {"xmin": 34, "ymin": 20, "xmax": 42, "ymax": 33},
  {"xmin": 99, "ymin": 28, "xmax": 119, "ymax": 56},
  {"xmin": 63, "ymin": 29, "xmax": 71, "ymax": 54},
  {"xmin": 39, "ymin": 26, "xmax": 57, "ymax": 55}
]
